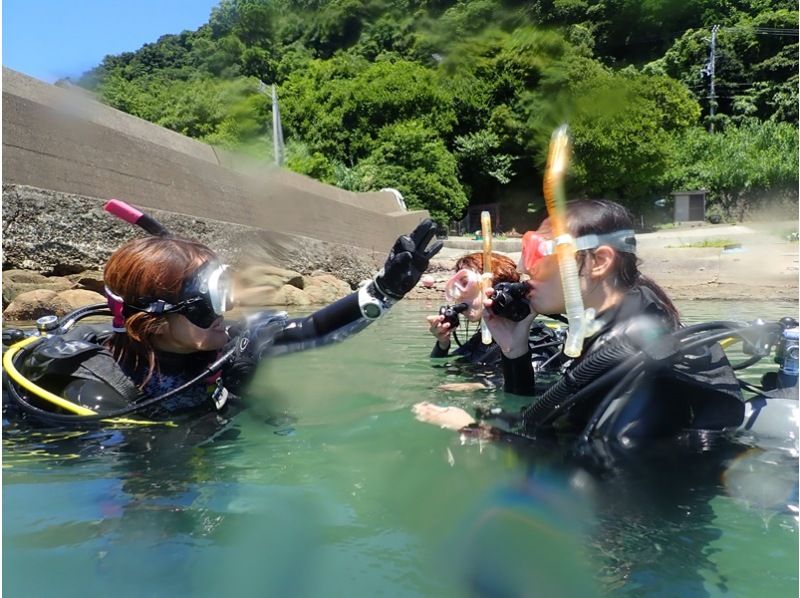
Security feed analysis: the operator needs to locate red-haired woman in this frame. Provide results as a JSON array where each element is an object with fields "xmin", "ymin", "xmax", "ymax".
[
  {"xmin": 427, "ymin": 252, "xmax": 560, "ymax": 369},
  {"xmin": 17, "ymin": 219, "xmax": 441, "ymax": 421}
]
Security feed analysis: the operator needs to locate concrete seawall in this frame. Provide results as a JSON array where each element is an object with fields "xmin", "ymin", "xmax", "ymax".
[{"xmin": 2, "ymin": 67, "xmax": 429, "ymax": 274}]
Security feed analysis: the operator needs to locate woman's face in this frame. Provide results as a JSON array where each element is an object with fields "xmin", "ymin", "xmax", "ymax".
[
  {"xmin": 525, "ymin": 221, "xmax": 614, "ymax": 315},
  {"xmin": 444, "ymin": 268, "xmax": 484, "ymax": 322},
  {"xmin": 155, "ymin": 314, "xmax": 229, "ymax": 353},
  {"xmin": 526, "ymin": 221, "xmax": 567, "ymax": 315}
]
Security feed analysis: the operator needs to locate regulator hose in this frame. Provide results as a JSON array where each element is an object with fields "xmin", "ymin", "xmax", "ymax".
[
  {"xmin": 520, "ymin": 320, "xmax": 748, "ymax": 433},
  {"xmin": 3, "ymin": 302, "xmax": 240, "ymax": 426},
  {"xmin": 4, "ymin": 342, "xmax": 236, "ymax": 425}
]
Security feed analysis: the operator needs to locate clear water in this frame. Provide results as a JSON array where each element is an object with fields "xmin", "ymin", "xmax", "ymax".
[{"xmin": 4, "ymin": 300, "xmax": 798, "ymax": 597}]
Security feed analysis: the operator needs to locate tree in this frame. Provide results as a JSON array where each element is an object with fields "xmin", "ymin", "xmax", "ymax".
[
  {"xmin": 651, "ymin": 9, "xmax": 799, "ymax": 125},
  {"xmin": 280, "ymin": 56, "xmax": 456, "ymax": 163},
  {"xmin": 568, "ymin": 70, "xmax": 701, "ymax": 210},
  {"xmin": 353, "ymin": 120, "xmax": 468, "ymax": 224},
  {"xmin": 666, "ymin": 119, "xmax": 799, "ymax": 220}
]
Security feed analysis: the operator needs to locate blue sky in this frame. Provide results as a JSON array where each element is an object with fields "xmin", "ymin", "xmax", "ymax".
[{"xmin": 3, "ymin": 0, "xmax": 220, "ymax": 82}]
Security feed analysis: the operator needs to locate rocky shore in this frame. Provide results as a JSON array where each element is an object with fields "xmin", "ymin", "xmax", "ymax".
[
  {"xmin": 2, "ymin": 184, "xmax": 383, "ymax": 321},
  {"xmin": 2, "ymin": 265, "xmax": 356, "ymax": 321},
  {"xmin": 5, "ymin": 236, "xmax": 796, "ymax": 322}
]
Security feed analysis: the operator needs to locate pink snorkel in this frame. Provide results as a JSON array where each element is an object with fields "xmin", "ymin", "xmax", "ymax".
[
  {"xmin": 103, "ymin": 199, "xmax": 172, "ymax": 331},
  {"xmin": 104, "ymin": 199, "xmax": 171, "ymax": 237}
]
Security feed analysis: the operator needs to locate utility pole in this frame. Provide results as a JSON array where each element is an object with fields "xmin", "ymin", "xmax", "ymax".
[
  {"xmin": 271, "ymin": 84, "xmax": 285, "ymax": 167},
  {"xmin": 257, "ymin": 79, "xmax": 285, "ymax": 167},
  {"xmin": 702, "ymin": 25, "xmax": 720, "ymax": 133}
]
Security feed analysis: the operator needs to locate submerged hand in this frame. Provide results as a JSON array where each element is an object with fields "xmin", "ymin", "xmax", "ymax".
[
  {"xmin": 375, "ymin": 219, "xmax": 443, "ymax": 300},
  {"xmin": 412, "ymin": 402, "xmax": 475, "ymax": 430}
]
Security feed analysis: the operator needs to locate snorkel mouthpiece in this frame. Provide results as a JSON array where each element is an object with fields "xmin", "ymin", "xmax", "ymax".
[{"xmin": 543, "ymin": 125, "xmax": 599, "ymax": 358}]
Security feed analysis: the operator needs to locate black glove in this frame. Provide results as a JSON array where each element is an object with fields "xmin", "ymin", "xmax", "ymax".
[{"xmin": 374, "ymin": 219, "xmax": 443, "ymax": 300}]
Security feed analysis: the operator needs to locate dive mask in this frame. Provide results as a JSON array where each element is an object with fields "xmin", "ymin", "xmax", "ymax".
[
  {"xmin": 123, "ymin": 260, "xmax": 234, "ymax": 329},
  {"xmin": 519, "ymin": 229, "xmax": 636, "ymax": 275},
  {"xmin": 444, "ymin": 269, "xmax": 483, "ymax": 320},
  {"xmin": 444, "ymin": 268, "xmax": 481, "ymax": 303}
]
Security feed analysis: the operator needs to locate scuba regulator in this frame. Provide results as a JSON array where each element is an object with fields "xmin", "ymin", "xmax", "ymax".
[
  {"xmin": 438, "ymin": 303, "xmax": 468, "ymax": 330},
  {"xmin": 772, "ymin": 318, "xmax": 799, "ymax": 390},
  {"xmin": 490, "ymin": 282, "xmax": 532, "ymax": 322},
  {"xmin": 739, "ymin": 316, "xmax": 799, "ymax": 391}
]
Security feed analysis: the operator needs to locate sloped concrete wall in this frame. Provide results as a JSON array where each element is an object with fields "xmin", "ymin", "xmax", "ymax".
[{"xmin": 2, "ymin": 67, "xmax": 426, "ymax": 259}]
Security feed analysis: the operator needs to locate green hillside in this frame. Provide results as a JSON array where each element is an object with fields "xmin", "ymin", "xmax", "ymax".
[{"xmin": 77, "ymin": 0, "xmax": 798, "ymax": 226}]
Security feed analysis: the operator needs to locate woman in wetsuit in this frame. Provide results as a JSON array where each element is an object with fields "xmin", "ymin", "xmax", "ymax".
[
  {"xmin": 8, "ymin": 215, "xmax": 442, "ymax": 422},
  {"xmin": 414, "ymin": 200, "xmax": 743, "ymax": 454},
  {"xmin": 427, "ymin": 252, "xmax": 520, "ymax": 364}
]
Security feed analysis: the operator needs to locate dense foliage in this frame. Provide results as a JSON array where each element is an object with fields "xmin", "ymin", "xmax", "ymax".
[{"xmin": 78, "ymin": 0, "xmax": 798, "ymax": 225}]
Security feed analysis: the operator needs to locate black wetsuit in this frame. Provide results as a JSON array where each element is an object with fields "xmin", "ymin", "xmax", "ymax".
[
  {"xmin": 430, "ymin": 328, "xmax": 503, "ymax": 364},
  {"xmin": 10, "ymin": 291, "xmax": 382, "ymax": 422},
  {"xmin": 431, "ymin": 321, "xmax": 564, "ymax": 371},
  {"xmin": 500, "ymin": 287, "xmax": 744, "ymax": 440}
]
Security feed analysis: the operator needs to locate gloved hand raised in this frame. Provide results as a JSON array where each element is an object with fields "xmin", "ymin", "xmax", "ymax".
[{"xmin": 374, "ymin": 219, "xmax": 443, "ymax": 300}]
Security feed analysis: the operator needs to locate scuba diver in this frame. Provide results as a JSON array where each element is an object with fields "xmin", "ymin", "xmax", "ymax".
[
  {"xmin": 414, "ymin": 199, "xmax": 799, "ymax": 465},
  {"xmin": 428, "ymin": 252, "xmax": 519, "ymax": 364},
  {"xmin": 3, "ymin": 199, "xmax": 443, "ymax": 426},
  {"xmin": 428, "ymin": 252, "xmax": 563, "ymax": 383}
]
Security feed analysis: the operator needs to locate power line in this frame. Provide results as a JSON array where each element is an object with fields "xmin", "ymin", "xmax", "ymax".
[{"xmin": 702, "ymin": 25, "xmax": 720, "ymax": 132}]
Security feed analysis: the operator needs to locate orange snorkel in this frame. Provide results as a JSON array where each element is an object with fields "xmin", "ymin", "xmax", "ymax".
[{"xmin": 543, "ymin": 125, "xmax": 599, "ymax": 358}]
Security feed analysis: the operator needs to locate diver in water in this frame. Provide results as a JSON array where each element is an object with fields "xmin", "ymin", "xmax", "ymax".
[
  {"xmin": 414, "ymin": 199, "xmax": 749, "ymax": 461},
  {"xmin": 428, "ymin": 252, "xmax": 563, "ymax": 372},
  {"xmin": 3, "ymin": 200, "xmax": 442, "ymax": 424},
  {"xmin": 428, "ymin": 252, "xmax": 519, "ymax": 364}
]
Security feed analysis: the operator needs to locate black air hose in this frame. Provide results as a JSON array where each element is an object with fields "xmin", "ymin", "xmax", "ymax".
[
  {"xmin": 520, "ymin": 320, "xmax": 747, "ymax": 433},
  {"xmin": 520, "ymin": 338, "xmax": 639, "ymax": 429},
  {"xmin": 4, "ymin": 341, "xmax": 237, "ymax": 425}
]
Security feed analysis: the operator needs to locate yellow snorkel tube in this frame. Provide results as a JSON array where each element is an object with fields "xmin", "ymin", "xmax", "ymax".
[
  {"xmin": 480, "ymin": 211, "xmax": 494, "ymax": 345},
  {"xmin": 543, "ymin": 125, "xmax": 599, "ymax": 358}
]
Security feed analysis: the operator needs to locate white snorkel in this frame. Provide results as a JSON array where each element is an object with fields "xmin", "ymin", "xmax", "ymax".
[{"xmin": 543, "ymin": 125, "xmax": 600, "ymax": 358}]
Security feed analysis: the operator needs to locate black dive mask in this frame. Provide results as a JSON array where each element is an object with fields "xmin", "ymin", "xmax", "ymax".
[{"xmin": 124, "ymin": 260, "xmax": 234, "ymax": 329}]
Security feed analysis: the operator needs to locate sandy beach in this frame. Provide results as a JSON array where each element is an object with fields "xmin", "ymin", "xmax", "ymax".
[{"xmin": 410, "ymin": 223, "xmax": 799, "ymax": 303}]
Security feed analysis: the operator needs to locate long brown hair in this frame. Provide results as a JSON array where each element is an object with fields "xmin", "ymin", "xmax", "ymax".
[
  {"xmin": 455, "ymin": 252, "xmax": 520, "ymax": 286},
  {"xmin": 566, "ymin": 199, "xmax": 681, "ymax": 329},
  {"xmin": 104, "ymin": 236, "xmax": 217, "ymax": 387}
]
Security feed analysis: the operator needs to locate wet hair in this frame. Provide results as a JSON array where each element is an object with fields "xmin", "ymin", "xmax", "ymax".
[
  {"xmin": 455, "ymin": 252, "xmax": 520, "ymax": 286},
  {"xmin": 565, "ymin": 199, "xmax": 681, "ymax": 329},
  {"xmin": 104, "ymin": 236, "xmax": 217, "ymax": 387}
]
